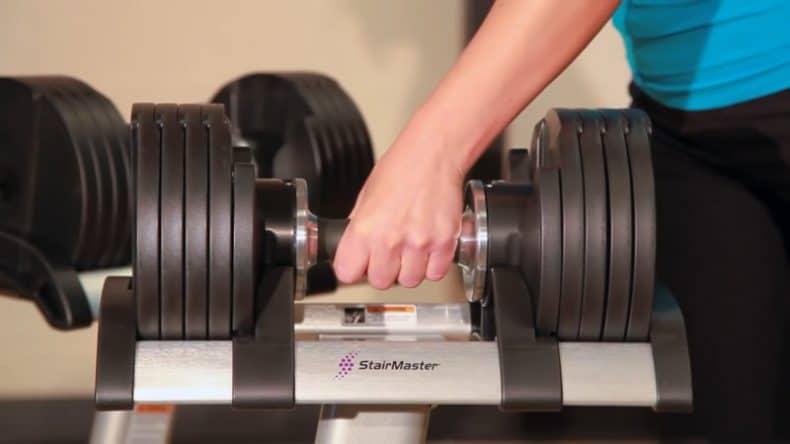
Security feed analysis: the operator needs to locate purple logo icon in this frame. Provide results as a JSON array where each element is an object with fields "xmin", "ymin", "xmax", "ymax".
[{"xmin": 335, "ymin": 351, "xmax": 359, "ymax": 380}]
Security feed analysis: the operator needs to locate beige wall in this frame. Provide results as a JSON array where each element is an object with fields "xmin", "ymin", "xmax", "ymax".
[{"xmin": 0, "ymin": 0, "xmax": 629, "ymax": 398}]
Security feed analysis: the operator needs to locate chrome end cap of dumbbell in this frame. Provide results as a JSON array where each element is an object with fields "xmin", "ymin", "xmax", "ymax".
[
  {"xmin": 293, "ymin": 178, "xmax": 318, "ymax": 300},
  {"xmin": 459, "ymin": 180, "xmax": 488, "ymax": 303}
]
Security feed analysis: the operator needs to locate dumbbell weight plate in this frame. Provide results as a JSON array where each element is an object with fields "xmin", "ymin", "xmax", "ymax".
[
  {"xmin": 132, "ymin": 103, "xmax": 161, "ymax": 339},
  {"xmin": 297, "ymin": 79, "xmax": 348, "ymax": 205},
  {"xmin": 78, "ymin": 83, "xmax": 132, "ymax": 267},
  {"xmin": 292, "ymin": 77, "xmax": 364, "ymax": 291},
  {"xmin": 552, "ymin": 110, "xmax": 585, "ymax": 340},
  {"xmin": 232, "ymin": 153, "xmax": 255, "ymax": 335},
  {"xmin": 576, "ymin": 110, "xmax": 608, "ymax": 341},
  {"xmin": 287, "ymin": 76, "xmax": 348, "ymax": 197},
  {"xmin": 623, "ymin": 110, "xmax": 656, "ymax": 341},
  {"xmin": 57, "ymin": 81, "xmax": 119, "ymax": 268},
  {"xmin": 311, "ymin": 119, "xmax": 341, "ymax": 208},
  {"xmin": 48, "ymin": 82, "xmax": 108, "ymax": 269},
  {"xmin": 213, "ymin": 73, "xmax": 375, "ymax": 219},
  {"xmin": 599, "ymin": 110, "xmax": 634, "ymax": 341},
  {"xmin": 0, "ymin": 78, "xmax": 86, "ymax": 266},
  {"xmin": 156, "ymin": 105, "xmax": 185, "ymax": 339},
  {"xmin": 325, "ymin": 77, "xmax": 375, "ymax": 178},
  {"xmin": 277, "ymin": 118, "xmax": 325, "ymax": 213},
  {"xmin": 316, "ymin": 77, "xmax": 373, "ymax": 214},
  {"xmin": 205, "ymin": 104, "xmax": 233, "ymax": 339},
  {"xmin": 181, "ymin": 105, "xmax": 209, "ymax": 339},
  {"xmin": 29, "ymin": 79, "xmax": 101, "ymax": 270},
  {"xmin": 531, "ymin": 119, "xmax": 562, "ymax": 337}
]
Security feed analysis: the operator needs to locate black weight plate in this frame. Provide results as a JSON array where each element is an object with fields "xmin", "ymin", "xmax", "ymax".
[
  {"xmin": 156, "ymin": 104, "xmax": 185, "ymax": 339},
  {"xmin": 307, "ymin": 78, "xmax": 352, "ymax": 197},
  {"xmin": 552, "ymin": 110, "xmax": 585, "ymax": 341},
  {"xmin": 45, "ymin": 82, "xmax": 103, "ymax": 270},
  {"xmin": 69, "ymin": 79, "xmax": 130, "ymax": 267},
  {"xmin": 599, "ymin": 110, "xmax": 634, "ymax": 341},
  {"xmin": 288, "ymin": 114, "xmax": 335, "ymax": 203},
  {"xmin": 24, "ymin": 79, "xmax": 99, "ymax": 269},
  {"xmin": 316, "ymin": 76, "xmax": 365, "ymax": 203},
  {"xmin": 313, "ymin": 119, "xmax": 341, "ymax": 200},
  {"xmin": 313, "ymin": 76, "xmax": 369, "ymax": 214},
  {"xmin": 205, "ymin": 104, "xmax": 233, "ymax": 339},
  {"xmin": 58, "ymin": 81, "xmax": 119, "ymax": 268},
  {"xmin": 88, "ymin": 88, "xmax": 132, "ymax": 267},
  {"xmin": 114, "ymin": 106, "xmax": 134, "ymax": 265},
  {"xmin": 321, "ymin": 76, "xmax": 376, "ymax": 202},
  {"xmin": 531, "ymin": 119, "xmax": 562, "ymax": 337},
  {"xmin": 622, "ymin": 110, "xmax": 656, "ymax": 341},
  {"xmin": 274, "ymin": 84, "xmax": 346, "ymax": 216},
  {"xmin": 319, "ymin": 75, "xmax": 373, "ymax": 170},
  {"xmin": 0, "ymin": 78, "xmax": 87, "ymax": 266},
  {"xmin": 181, "ymin": 105, "xmax": 209, "ymax": 339},
  {"xmin": 232, "ymin": 158, "xmax": 255, "ymax": 335},
  {"xmin": 277, "ymin": 118, "xmax": 326, "ymax": 213},
  {"xmin": 131, "ymin": 103, "xmax": 161, "ymax": 339},
  {"xmin": 285, "ymin": 77, "xmax": 341, "ymax": 196},
  {"xmin": 576, "ymin": 110, "xmax": 608, "ymax": 341},
  {"xmin": 67, "ymin": 78, "xmax": 132, "ymax": 266}
]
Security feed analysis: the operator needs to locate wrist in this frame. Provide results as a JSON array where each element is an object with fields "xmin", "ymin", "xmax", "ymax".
[{"xmin": 402, "ymin": 104, "xmax": 483, "ymax": 179}]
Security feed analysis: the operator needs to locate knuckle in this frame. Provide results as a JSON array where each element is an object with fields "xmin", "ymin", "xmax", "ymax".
[
  {"xmin": 348, "ymin": 222, "xmax": 373, "ymax": 240},
  {"xmin": 379, "ymin": 231, "xmax": 403, "ymax": 251},
  {"xmin": 405, "ymin": 232, "xmax": 431, "ymax": 251}
]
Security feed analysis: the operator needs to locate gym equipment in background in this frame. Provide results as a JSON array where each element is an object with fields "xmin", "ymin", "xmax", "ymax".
[
  {"xmin": 0, "ymin": 72, "xmax": 377, "ymax": 328},
  {"xmin": 0, "ymin": 76, "xmax": 130, "ymax": 329},
  {"xmin": 212, "ymin": 73, "xmax": 377, "ymax": 295},
  {"xmin": 91, "ymin": 102, "xmax": 692, "ymax": 443},
  {"xmin": 211, "ymin": 72, "xmax": 374, "ymax": 219}
]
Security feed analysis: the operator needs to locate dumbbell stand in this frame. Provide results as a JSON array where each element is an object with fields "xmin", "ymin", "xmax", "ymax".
[
  {"xmin": 130, "ymin": 340, "xmax": 656, "ymax": 406},
  {"xmin": 88, "ymin": 267, "xmax": 688, "ymax": 444},
  {"xmin": 89, "ymin": 297, "xmax": 663, "ymax": 444}
]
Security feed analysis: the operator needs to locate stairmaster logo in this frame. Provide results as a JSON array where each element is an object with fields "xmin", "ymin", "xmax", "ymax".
[
  {"xmin": 334, "ymin": 351, "xmax": 440, "ymax": 380},
  {"xmin": 335, "ymin": 351, "xmax": 360, "ymax": 379}
]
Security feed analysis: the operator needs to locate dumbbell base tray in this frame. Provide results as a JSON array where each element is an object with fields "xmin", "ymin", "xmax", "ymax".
[{"xmin": 132, "ymin": 338, "xmax": 658, "ymax": 407}]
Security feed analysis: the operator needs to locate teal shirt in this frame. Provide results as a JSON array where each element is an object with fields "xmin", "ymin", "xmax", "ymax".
[{"xmin": 612, "ymin": 0, "xmax": 790, "ymax": 110}]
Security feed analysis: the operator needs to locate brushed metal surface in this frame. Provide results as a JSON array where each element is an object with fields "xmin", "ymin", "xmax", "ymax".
[
  {"xmin": 133, "ymin": 341, "xmax": 657, "ymax": 407},
  {"xmin": 78, "ymin": 267, "xmax": 131, "ymax": 316},
  {"xmin": 295, "ymin": 303, "xmax": 470, "ymax": 336},
  {"xmin": 315, "ymin": 405, "xmax": 430, "ymax": 444}
]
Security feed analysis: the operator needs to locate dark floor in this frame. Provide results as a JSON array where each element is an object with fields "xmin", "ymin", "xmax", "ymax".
[{"xmin": 0, "ymin": 399, "xmax": 702, "ymax": 444}]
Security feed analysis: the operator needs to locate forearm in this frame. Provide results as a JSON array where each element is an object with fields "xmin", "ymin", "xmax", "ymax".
[{"xmin": 402, "ymin": 0, "xmax": 620, "ymax": 174}]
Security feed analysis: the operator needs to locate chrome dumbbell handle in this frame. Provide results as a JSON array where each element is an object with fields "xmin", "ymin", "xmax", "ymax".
[{"xmin": 295, "ymin": 179, "xmax": 489, "ymax": 302}]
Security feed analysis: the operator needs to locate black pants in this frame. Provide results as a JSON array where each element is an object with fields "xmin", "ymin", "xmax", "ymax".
[{"xmin": 632, "ymin": 86, "xmax": 790, "ymax": 442}]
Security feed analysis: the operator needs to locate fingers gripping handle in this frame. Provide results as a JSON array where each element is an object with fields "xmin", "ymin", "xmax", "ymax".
[
  {"xmin": 314, "ymin": 217, "xmax": 468, "ymax": 262},
  {"xmin": 312, "ymin": 180, "xmax": 488, "ymax": 304},
  {"xmin": 316, "ymin": 218, "xmax": 349, "ymax": 261}
]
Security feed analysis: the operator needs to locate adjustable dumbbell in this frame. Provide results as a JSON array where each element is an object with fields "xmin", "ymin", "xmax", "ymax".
[
  {"xmin": 0, "ymin": 76, "xmax": 131, "ymax": 329},
  {"xmin": 212, "ymin": 72, "xmax": 375, "ymax": 219},
  {"xmin": 212, "ymin": 72, "xmax": 377, "ymax": 295},
  {"xmin": 96, "ymin": 103, "xmax": 692, "ymax": 412},
  {"xmin": 0, "ymin": 72, "xmax": 377, "ymax": 330}
]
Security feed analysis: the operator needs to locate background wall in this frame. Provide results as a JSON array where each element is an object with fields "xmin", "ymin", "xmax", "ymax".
[{"xmin": 0, "ymin": 0, "xmax": 629, "ymax": 398}]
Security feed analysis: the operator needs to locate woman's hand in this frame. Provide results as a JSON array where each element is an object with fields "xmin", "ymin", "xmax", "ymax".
[
  {"xmin": 333, "ymin": 0, "xmax": 619, "ymax": 289},
  {"xmin": 333, "ymin": 120, "xmax": 465, "ymax": 289}
]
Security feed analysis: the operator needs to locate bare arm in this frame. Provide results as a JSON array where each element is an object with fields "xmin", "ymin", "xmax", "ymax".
[
  {"xmin": 422, "ymin": 0, "xmax": 621, "ymax": 174},
  {"xmin": 334, "ymin": 0, "xmax": 621, "ymax": 289}
]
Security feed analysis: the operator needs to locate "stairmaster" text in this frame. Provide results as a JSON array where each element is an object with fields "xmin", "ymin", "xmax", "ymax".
[{"xmin": 357, "ymin": 360, "xmax": 440, "ymax": 371}]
